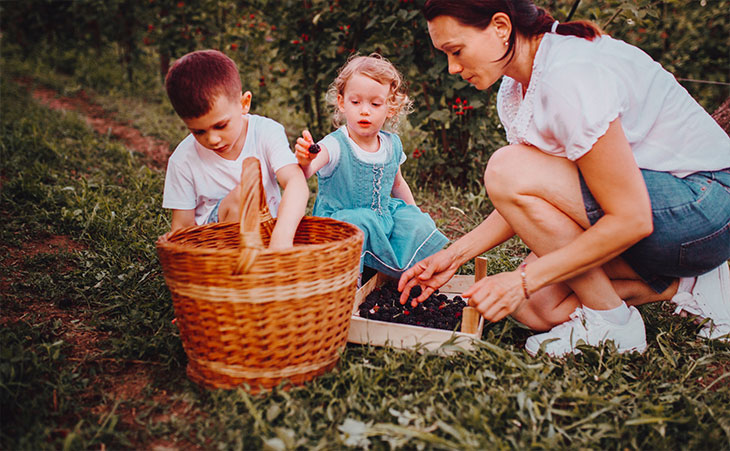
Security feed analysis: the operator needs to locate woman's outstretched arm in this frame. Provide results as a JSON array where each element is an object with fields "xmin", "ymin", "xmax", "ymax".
[{"xmin": 398, "ymin": 208, "xmax": 515, "ymax": 305}]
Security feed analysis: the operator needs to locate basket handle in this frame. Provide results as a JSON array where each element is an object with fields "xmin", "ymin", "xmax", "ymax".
[{"xmin": 233, "ymin": 157, "xmax": 266, "ymax": 275}]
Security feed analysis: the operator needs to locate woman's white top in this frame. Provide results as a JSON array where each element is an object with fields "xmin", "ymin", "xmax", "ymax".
[{"xmin": 497, "ymin": 33, "xmax": 730, "ymax": 177}]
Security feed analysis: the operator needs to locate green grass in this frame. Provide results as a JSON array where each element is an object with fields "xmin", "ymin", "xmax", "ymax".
[{"xmin": 2, "ymin": 65, "xmax": 730, "ymax": 450}]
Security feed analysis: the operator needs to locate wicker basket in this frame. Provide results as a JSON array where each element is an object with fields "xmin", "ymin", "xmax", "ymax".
[{"xmin": 156, "ymin": 157, "xmax": 363, "ymax": 391}]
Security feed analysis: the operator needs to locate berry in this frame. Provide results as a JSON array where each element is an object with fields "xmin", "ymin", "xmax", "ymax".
[
  {"xmin": 308, "ymin": 142, "xmax": 321, "ymax": 154},
  {"xmin": 357, "ymin": 281, "xmax": 468, "ymax": 331}
]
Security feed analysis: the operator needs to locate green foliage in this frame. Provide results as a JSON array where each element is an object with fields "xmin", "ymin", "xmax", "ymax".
[{"xmin": 5, "ymin": 0, "xmax": 726, "ymax": 187}]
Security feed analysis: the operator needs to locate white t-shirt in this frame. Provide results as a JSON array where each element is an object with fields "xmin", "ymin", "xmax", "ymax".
[
  {"xmin": 497, "ymin": 33, "xmax": 730, "ymax": 177},
  {"xmin": 317, "ymin": 126, "xmax": 407, "ymax": 177},
  {"xmin": 162, "ymin": 114, "xmax": 297, "ymax": 224}
]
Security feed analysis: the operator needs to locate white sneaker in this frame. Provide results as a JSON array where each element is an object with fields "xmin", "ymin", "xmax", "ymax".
[
  {"xmin": 525, "ymin": 306, "xmax": 648, "ymax": 357},
  {"xmin": 671, "ymin": 263, "xmax": 730, "ymax": 342}
]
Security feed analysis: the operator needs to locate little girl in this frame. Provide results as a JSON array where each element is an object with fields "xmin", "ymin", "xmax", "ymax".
[{"xmin": 295, "ymin": 53, "xmax": 448, "ymax": 279}]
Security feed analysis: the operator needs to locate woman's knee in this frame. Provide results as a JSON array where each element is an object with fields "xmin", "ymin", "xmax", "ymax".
[{"xmin": 484, "ymin": 145, "xmax": 526, "ymax": 199}]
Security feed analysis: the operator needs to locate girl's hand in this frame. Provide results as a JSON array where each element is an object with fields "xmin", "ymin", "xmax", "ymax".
[
  {"xmin": 295, "ymin": 130, "xmax": 317, "ymax": 167},
  {"xmin": 398, "ymin": 249, "xmax": 459, "ymax": 307},
  {"xmin": 462, "ymin": 270, "xmax": 525, "ymax": 323}
]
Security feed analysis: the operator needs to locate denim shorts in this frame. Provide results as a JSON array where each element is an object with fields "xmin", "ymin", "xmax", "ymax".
[
  {"xmin": 205, "ymin": 199, "xmax": 223, "ymax": 224},
  {"xmin": 580, "ymin": 168, "xmax": 730, "ymax": 293}
]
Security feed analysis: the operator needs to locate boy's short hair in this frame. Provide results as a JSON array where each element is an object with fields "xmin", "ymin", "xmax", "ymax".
[{"xmin": 165, "ymin": 49, "xmax": 242, "ymax": 119}]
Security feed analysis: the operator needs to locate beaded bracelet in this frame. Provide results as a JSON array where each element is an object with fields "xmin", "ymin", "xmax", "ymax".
[{"xmin": 520, "ymin": 262, "xmax": 530, "ymax": 299}]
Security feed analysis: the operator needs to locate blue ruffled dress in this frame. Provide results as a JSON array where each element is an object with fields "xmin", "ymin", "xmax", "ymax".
[{"xmin": 313, "ymin": 128, "xmax": 449, "ymax": 278}]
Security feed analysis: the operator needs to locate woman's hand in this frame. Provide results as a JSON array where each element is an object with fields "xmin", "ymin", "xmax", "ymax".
[
  {"xmin": 462, "ymin": 270, "xmax": 525, "ymax": 323},
  {"xmin": 398, "ymin": 249, "xmax": 460, "ymax": 306}
]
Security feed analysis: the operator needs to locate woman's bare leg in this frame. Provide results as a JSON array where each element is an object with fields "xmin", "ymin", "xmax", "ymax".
[
  {"xmin": 513, "ymin": 254, "xmax": 678, "ymax": 331},
  {"xmin": 601, "ymin": 258, "xmax": 678, "ymax": 307},
  {"xmin": 484, "ymin": 144, "xmax": 677, "ymax": 330}
]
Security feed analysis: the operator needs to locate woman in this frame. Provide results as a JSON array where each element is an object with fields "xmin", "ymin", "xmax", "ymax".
[{"xmin": 398, "ymin": 0, "xmax": 730, "ymax": 357}]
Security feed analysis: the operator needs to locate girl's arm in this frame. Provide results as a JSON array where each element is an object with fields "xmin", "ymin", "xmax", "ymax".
[
  {"xmin": 391, "ymin": 168, "xmax": 416, "ymax": 205},
  {"xmin": 294, "ymin": 130, "xmax": 330, "ymax": 179},
  {"xmin": 268, "ymin": 163, "xmax": 309, "ymax": 249}
]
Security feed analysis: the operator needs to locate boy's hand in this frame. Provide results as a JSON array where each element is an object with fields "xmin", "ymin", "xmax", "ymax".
[{"xmin": 295, "ymin": 130, "xmax": 318, "ymax": 166}]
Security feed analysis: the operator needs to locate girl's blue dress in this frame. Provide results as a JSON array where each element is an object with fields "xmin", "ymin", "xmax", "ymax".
[{"xmin": 313, "ymin": 128, "xmax": 449, "ymax": 278}]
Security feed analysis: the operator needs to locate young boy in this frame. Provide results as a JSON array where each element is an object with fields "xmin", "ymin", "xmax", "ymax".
[{"xmin": 162, "ymin": 49, "xmax": 308, "ymax": 249}]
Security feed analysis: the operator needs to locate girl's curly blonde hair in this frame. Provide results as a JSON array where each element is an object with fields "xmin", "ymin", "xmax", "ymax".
[{"xmin": 326, "ymin": 53, "xmax": 413, "ymax": 131}]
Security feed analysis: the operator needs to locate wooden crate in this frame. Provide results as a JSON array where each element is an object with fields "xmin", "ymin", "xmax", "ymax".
[{"xmin": 347, "ymin": 259, "xmax": 487, "ymax": 353}]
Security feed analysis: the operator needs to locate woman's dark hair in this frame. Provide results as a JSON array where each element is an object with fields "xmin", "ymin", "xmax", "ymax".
[{"xmin": 423, "ymin": 0, "xmax": 601, "ymax": 63}]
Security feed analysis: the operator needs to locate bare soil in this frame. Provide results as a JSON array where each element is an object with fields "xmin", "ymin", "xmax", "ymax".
[{"xmin": 15, "ymin": 77, "xmax": 171, "ymax": 170}]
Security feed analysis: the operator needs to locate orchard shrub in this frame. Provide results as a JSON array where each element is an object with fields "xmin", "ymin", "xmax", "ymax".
[{"xmin": 2, "ymin": 0, "xmax": 727, "ymax": 188}]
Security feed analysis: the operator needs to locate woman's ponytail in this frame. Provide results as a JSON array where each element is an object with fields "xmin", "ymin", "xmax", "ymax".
[{"xmin": 532, "ymin": 7, "xmax": 602, "ymax": 40}]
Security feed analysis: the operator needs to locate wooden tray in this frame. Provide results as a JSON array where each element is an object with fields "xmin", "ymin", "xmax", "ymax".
[{"xmin": 347, "ymin": 258, "xmax": 487, "ymax": 353}]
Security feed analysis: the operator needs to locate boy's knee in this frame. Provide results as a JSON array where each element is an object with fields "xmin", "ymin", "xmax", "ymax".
[{"xmin": 219, "ymin": 187, "xmax": 243, "ymax": 222}]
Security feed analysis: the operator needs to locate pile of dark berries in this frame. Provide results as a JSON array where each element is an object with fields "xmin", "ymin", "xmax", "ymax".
[{"xmin": 358, "ymin": 281, "xmax": 467, "ymax": 331}]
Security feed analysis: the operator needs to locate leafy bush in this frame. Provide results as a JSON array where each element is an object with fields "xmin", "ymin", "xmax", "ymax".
[{"xmin": 4, "ymin": 0, "xmax": 726, "ymax": 188}]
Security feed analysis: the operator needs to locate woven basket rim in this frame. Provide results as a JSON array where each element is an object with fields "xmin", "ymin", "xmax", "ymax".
[{"xmin": 156, "ymin": 215, "xmax": 364, "ymax": 256}]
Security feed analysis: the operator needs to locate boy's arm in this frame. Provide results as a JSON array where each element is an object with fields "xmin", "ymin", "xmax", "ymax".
[
  {"xmin": 294, "ymin": 130, "xmax": 330, "ymax": 179},
  {"xmin": 269, "ymin": 163, "xmax": 308, "ymax": 249},
  {"xmin": 170, "ymin": 209, "xmax": 196, "ymax": 232},
  {"xmin": 391, "ymin": 168, "xmax": 416, "ymax": 205}
]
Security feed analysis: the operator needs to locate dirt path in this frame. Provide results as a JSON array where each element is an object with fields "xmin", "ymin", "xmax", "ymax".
[{"xmin": 16, "ymin": 77, "xmax": 172, "ymax": 170}]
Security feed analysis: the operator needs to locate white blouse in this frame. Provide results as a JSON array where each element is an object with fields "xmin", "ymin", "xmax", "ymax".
[{"xmin": 497, "ymin": 33, "xmax": 730, "ymax": 177}]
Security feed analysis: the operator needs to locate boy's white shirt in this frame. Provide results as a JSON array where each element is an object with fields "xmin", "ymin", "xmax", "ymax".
[
  {"xmin": 163, "ymin": 114, "xmax": 296, "ymax": 224},
  {"xmin": 318, "ymin": 125, "xmax": 407, "ymax": 177}
]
